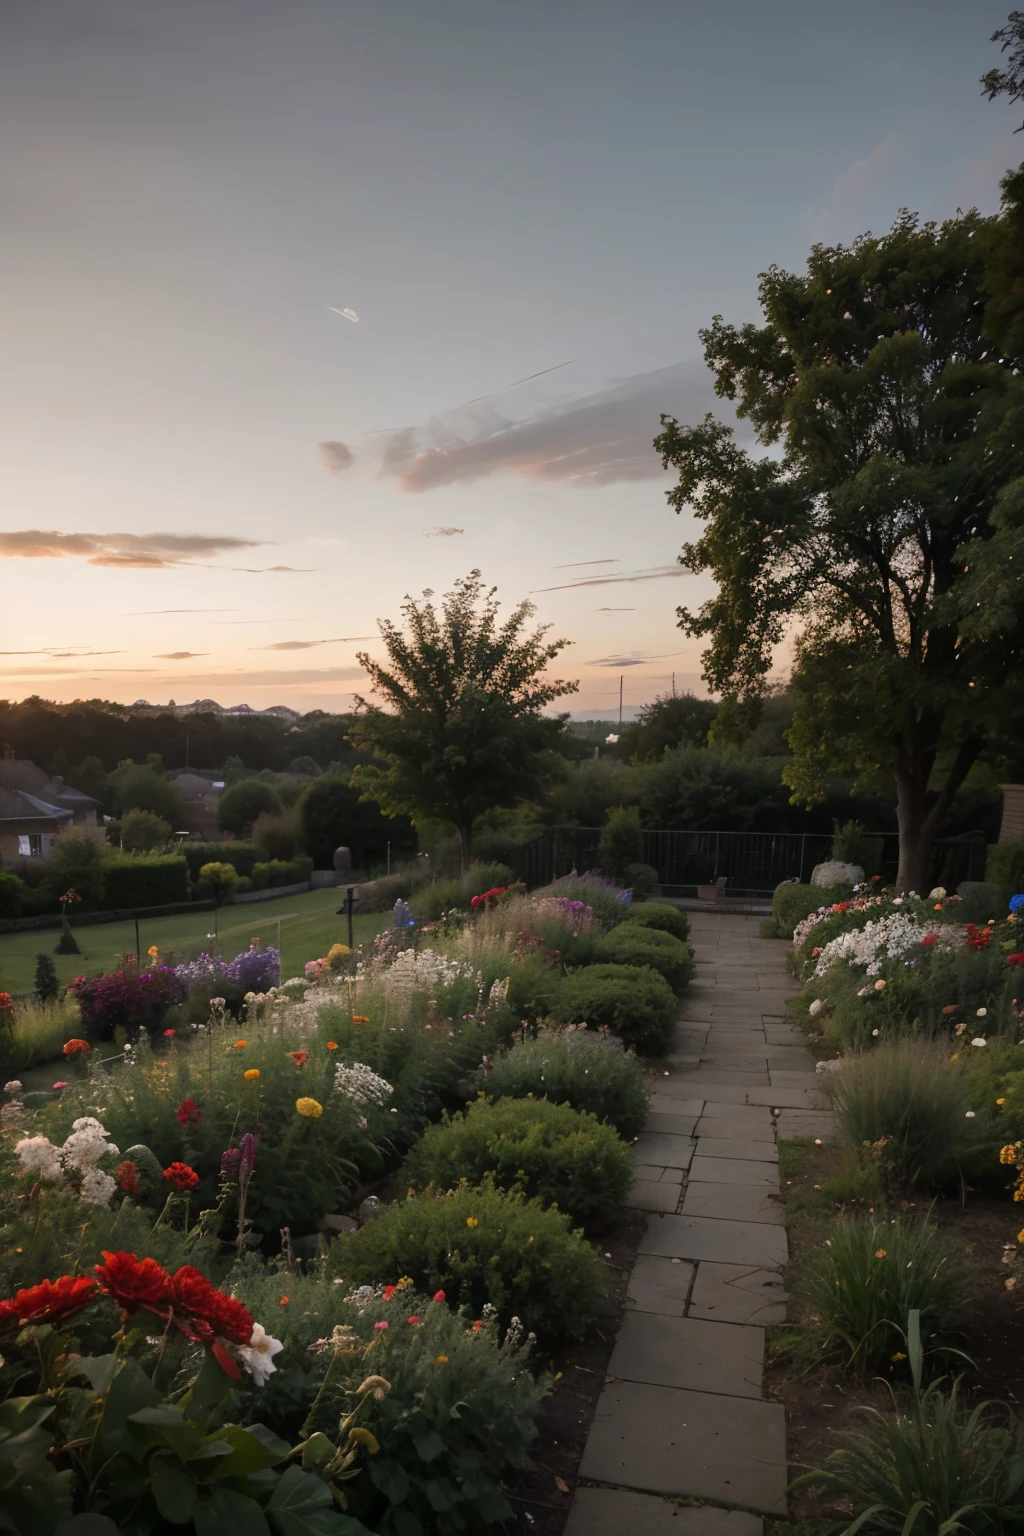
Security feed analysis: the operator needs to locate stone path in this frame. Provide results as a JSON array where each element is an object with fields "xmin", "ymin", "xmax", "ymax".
[{"xmin": 565, "ymin": 911, "xmax": 834, "ymax": 1536}]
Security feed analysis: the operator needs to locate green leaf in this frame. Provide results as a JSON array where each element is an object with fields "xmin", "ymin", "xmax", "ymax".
[
  {"xmin": 411, "ymin": 1429, "xmax": 445, "ymax": 1464},
  {"xmin": 149, "ymin": 1454, "xmax": 198, "ymax": 1525},
  {"xmin": 127, "ymin": 1405, "xmax": 206, "ymax": 1462},
  {"xmin": 369, "ymin": 1456, "xmax": 410, "ymax": 1505},
  {"xmin": 389, "ymin": 1509, "xmax": 424, "ymax": 1536},
  {"xmin": 93, "ymin": 1361, "xmax": 161, "ymax": 1467},
  {"xmin": 194, "ymin": 1486, "xmax": 272, "ymax": 1536},
  {"xmin": 422, "ymin": 1477, "xmax": 462, "ymax": 1513},
  {"xmin": 267, "ymin": 1464, "xmax": 358, "ymax": 1536},
  {"xmin": 73, "ymin": 1355, "xmax": 118, "ymax": 1396},
  {"xmin": 203, "ymin": 1424, "xmax": 288, "ymax": 1482},
  {"xmin": 300, "ymin": 1433, "xmax": 337, "ymax": 1471},
  {"xmin": 54, "ymin": 1516, "xmax": 122, "ymax": 1536},
  {"xmin": 183, "ymin": 1346, "xmax": 236, "ymax": 1424},
  {"xmin": 0, "ymin": 1396, "xmax": 75, "ymax": 1536}
]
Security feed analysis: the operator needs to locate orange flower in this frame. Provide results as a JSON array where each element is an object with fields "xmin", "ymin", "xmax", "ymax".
[
  {"xmin": 326, "ymin": 1041, "xmax": 338, "ymax": 1051},
  {"xmin": 233, "ymin": 1040, "xmax": 247, "ymax": 1050},
  {"xmin": 874, "ymin": 1248, "xmax": 887, "ymax": 1258},
  {"xmin": 63, "ymin": 1038, "xmax": 90, "ymax": 1057},
  {"xmin": 290, "ymin": 1050, "xmax": 308, "ymax": 1067},
  {"xmin": 352, "ymin": 1015, "xmax": 370, "ymax": 1024},
  {"xmin": 279, "ymin": 1295, "xmax": 289, "ymax": 1307},
  {"xmin": 243, "ymin": 1068, "xmax": 260, "ymax": 1081}
]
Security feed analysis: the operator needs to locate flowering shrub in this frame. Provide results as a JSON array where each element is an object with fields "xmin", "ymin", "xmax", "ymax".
[
  {"xmin": 174, "ymin": 941, "xmax": 280, "ymax": 1002},
  {"xmin": 483, "ymin": 1026, "xmax": 649, "ymax": 1138},
  {"xmin": 70, "ymin": 964, "xmax": 187, "ymax": 1043}
]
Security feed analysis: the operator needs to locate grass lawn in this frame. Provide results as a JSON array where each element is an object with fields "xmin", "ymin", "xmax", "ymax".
[{"xmin": 0, "ymin": 888, "xmax": 390, "ymax": 995}]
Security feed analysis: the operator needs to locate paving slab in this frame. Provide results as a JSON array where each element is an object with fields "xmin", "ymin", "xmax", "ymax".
[
  {"xmin": 688, "ymin": 1156, "xmax": 779, "ymax": 1188},
  {"xmin": 688, "ymin": 1261, "xmax": 788, "ymax": 1325},
  {"xmin": 658, "ymin": 1081, "xmax": 751, "ymax": 1105},
  {"xmin": 775, "ymin": 1108, "xmax": 836, "ymax": 1140},
  {"xmin": 691, "ymin": 1137, "xmax": 778, "ymax": 1163},
  {"xmin": 634, "ymin": 1163, "xmax": 668, "ymax": 1180},
  {"xmin": 579, "ymin": 1381, "xmax": 788, "ymax": 1514},
  {"xmin": 682, "ymin": 1182, "xmax": 782, "ymax": 1224},
  {"xmin": 629, "ymin": 1180, "xmax": 682, "ymax": 1214},
  {"xmin": 626, "ymin": 1254, "xmax": 695, "ymax": 1316},
  {"xmin": 768, "ymin": 1070, "xmax": 821, "ymax": 1088},
  {"xmin": 633, "ymin": 1132, "xmax": 696, "ymax": 1170},
  {"xmin": 675, "ymin": 1069, "xmax": 772, "ymax": 1087},
  {"xmin": 564, "ymin": 1489, "xmax": 763, "ymax": 1536},
  {"xmin": 607, "ymin": 1311, "xmax": 764, "ymax": 1399},
  {"xmin": 701, "ymin": 1100, "xmax": 774, "ymax": 1123},
  {"xmin": 645, "ymin": 1111, "xmax": 699, "ymax": 1137},
  {"xmin": 640, "ymin": 1213, "xmax": 788, "ymax": 1268},
  {"xmin": 695, "ymin": 1116, "xmax": 776, "ymax": 1142},
  {"xmin": 746, "ymin": 1085, "xmax": 821, "ymax": 1109}
]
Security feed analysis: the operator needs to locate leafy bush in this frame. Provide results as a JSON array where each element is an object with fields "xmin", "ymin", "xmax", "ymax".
[
  {"xmin": 217, "ymin": 777, "xmax": 282, "ymax": 836},
  {"xmin": 795, "ymin": 1377, "xmax": 1024, "ymax": 1536},
  {"xmin": 355, "ymin": 866, "xmax": 432, "ymax": 913},
  {"xmin": 111, "ymin": 761, "xmax": 185, "ymax": 824},
  {"xmin": 402, "ymin": 1096, "xmax": 633, "ymax": 1224},
  {"xmin": 832, "ymin": 817, "xmax": 866, "ymax": 863},
  {"xmin": 534, "ymin": 874, "xmax": 631, "ymax": 927},
  {"xmin": 298, "ymin": 773, "xmax": 416, "ymax": 870},
  {"xmin": 102, "ymin": 854, "xmax": 190, "ymax": 909},
  {"xmin": 801, "ymin": 1212, "xmax": 966, "ymax": 1372},
  {"xmin": 620, "ymin": 902, "xmax": 690, "ymax": 942},
  {"xmin": 484, "ymin": 1028, "xmax": 648, "ymax": 1138},
  {"xmin": 772, "ymin": 881, "xmax": 855, "ymax": 939},
  {"xmin": 250, "ymin": 855, "xmax": 313, "ymax": 890},
  {"xmin": 119, "ymin": 808, "xmax": 172, "ymax": 852},
  {"xmin": 182, "ymin": 841, "xmax": 260, "ymax": 880},
  {"xmin": 0, "ymin": 871, "xmax": 29, "ymax": 919},
  {"xmin": 412, "ymin": 877, "xmax": 466, "ymax": 922},
  {"xmin": 594, "ymin": 924, "xmax": 692, "ymax": 994},
  {"xmin": 551, "ymin": 963, "xmax": 677, "ymax": 1054},
  {"xmin": 623, "ymin": 861, "xmax": 659, "ymax": 898},
  {"xmin": 33, "ymin": 953, "xmax": 59, "ymax": 1003},
  {"xmin": 70, "ymin": 963, "xmax": 188, "ymax": 1044},
  {"xmin": 44, "ymin": 831, "xmax": 106, "ymax": 905},
  {"xmin": 0, "ymin": 994, "xmax": 81, "ymax": 1072},
  {"xmin": 599, "ymin": 805, "xmax": 644, "ymax": 880},
  {"xmin": 823, "ymin": 1042, "xmax": 985, "ymax": 1188},
  {"xmin": 251, "ymin": 807, "xmax": 301, "ymax": 861},
  {"xmin": 985, "ymin": 839, "xmax": 1024, "ymax": 895},
  {"xmin": 198, "ymin": 860, "xmax": 238, "ymax": 901},
  {"xmin": 462, "ymin": 861, "xmax": 515, "ymax": 899},
  {"xmin": 328, "ymin": 1179, "xmax": 605, "ymax": 1341}
]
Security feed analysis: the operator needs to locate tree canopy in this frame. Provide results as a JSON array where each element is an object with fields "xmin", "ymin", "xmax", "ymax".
[
  {"xmin": 350, "ymin": 571, "xmax": 578, "ymax": 869},
  {"xmin": 655, "ymin": 207, "xmax": 1024, "ymax": 891},
  {"xmin": 615, "ymin": 691, "xmax": 718, "ymax": 761}
]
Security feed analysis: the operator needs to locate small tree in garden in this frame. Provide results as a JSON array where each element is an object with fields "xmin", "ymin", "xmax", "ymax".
[
  {"xmin": 217, "ymin": 777, "xmax": 281, "ymax": 836},
  {"xmin": 198, "ymin": 860, "xmax": 239, "ymax": 903},
  {"xmin": 119, "ymin": 807, "xmax": 172, "ymax": 851},
  {"xmin": 351, "ymin": 571, "xmax": 578, "ymax": 872},
  {"xmin": 45, "ymin": 832, "xmax": 105, "ymax": 906},
  {"xmin": 656, "ymin": 205, "xmax": 1024, "ymax": 893},
  {"xmin": 34, "ymin": 952, "xmax": 59, "ymax": 1003},
  {"xmin": 54, "ymin": 887, "xmax": 83, "ymax": 954}
]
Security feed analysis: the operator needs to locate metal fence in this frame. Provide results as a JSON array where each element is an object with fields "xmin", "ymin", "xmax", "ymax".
[{"xmin": 513, "ymin": 825, "xmax": 989, "ymax": 898}]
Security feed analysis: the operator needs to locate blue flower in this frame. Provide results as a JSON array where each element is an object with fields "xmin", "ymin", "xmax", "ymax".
[{"xmin": 1010, "ymin": 894, "xmax": 1024, "ymax": 914}]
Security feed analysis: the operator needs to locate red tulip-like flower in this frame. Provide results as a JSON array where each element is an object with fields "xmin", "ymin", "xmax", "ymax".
[
  {"xmin": 117, "ymin": 1160, "xmax": 141, "ymax": 1196},
  {"xmin": 176, "ymin": 1099, "xmax": 201, "ymax": 1127},
  {"xmin": 1007, "ymin": 953, "xmax": 1024, "ymax": 967},
  {"xmin": 63, "ymin": 1038, "xmax": 91, "ymax": 1057},
  {"xmin": 163, "ymin": 1162, "xmax": 199, "ymax": 1193},
  {"xmin": 171, "ymin": 1265, "xmax": 254, "ymax": 1347},
  {"xmin": 290, "ymin": 1050, "xmax": 308, "ymax": 1067},
  {"xmin": 95, "ymin": 1251, "xmax": 175, "ymax": 1317},
  {"xmin": 0, "ymin": 1275, "xmax": 98, "ymax": 1333}
]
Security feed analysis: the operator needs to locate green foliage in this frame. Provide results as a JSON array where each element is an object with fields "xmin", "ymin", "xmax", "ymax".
[
  {"xmin": 251, "ymin": 856, "xmax": 314, "ymax": 890},
  {"xmin": 620, "ymin": 903, "xmax": 690, "ymax": 942},
  {"xmin": 794, "ymin": 1376, "xmax": 1024, "ymax": 1536},
  {"xmin": 102, "ymin": 855, "xmax": 191, "ymax": 909},
  {"xmin": 551, "ymin": 963, "xmax": 677, "ymax": 1055},
  {"xmin": 615, "ymin": 690, "xmax": 718, "ymax": 760},
  {"xmin": 772, "ymin": 882, "xmax": 853, "ymax": 939},
  {"xmin": 182, "ymin": 842, "xmax": 260, "ymax": 880},
  {"xmin": 461, "ymin": 861, "xmax": 515, "ymax": 899},
  {"xmin": 411, "ymin": 878, "xmax": 466, "ymax": 922},
  {"xmin": 111, "ymin": 761, "xmax": 185, "ymax": 826},
  {"xmin": 45, "ymin": 832, "xmax": 106, "ymax": 905},
  {"xmin": 800, "ymin": 1212, "xmax": 966, "ymax": 1373},
  {"xmin": 832, "ymin": 818, "xmax": 866, "ymax": 863},
  {"xmin": 217, "ymin": 777, "xmax": 282, "ymax": 836},
  {"xmin": 623, "ymin": 862, "xmax": 658, "ymax": 897},
  {"xmin": 0, "ymin": 870, "xmax": 29, "ymax": 919},
  {"xmin": 656, "ymin": 207, "xmax": 1024, "ymax": 894},
  {"xmin": 483, "ymin": 1029, "xmax": 648, "ymax": 1139},
  {"xmin": 402, "ymin": 1095, "xmax": 633, "ymax": 1224},
  {"xmin": 251, "ymin": 807, "xmax": 301, "ymax": 862},
  {"xmin": 599, "ymin": 805, "xmax": 644, "ymax": 880},
  {"xmin": 298, "ymin": 773, "xmax": 416, "ymax": 871},
  {"xmin": 986, "ymin": 840, "xmax": 1024, "ymax": 896},
  {"xmin": 534, "ymin": 876, "xmax": 630, "ymax": 927},
  {"xmin": 637, "ymin": 747, "xmax": 792, "ymax": 831},
  {"xmin": 33, "ymin": 952, "xmax": 59, "ymax": 1003},
  {"xmin": 594, "ymin": 924, "xmax": 693, "ymax": 994},
  {"xmin": 0, "ymin": 994, "xmax": 79, "ymax": 1071},
  {"xmin": 760, "ymin": 917, "xmax": 780, "ymax": 938},
  {"xmin": 823, "ymin": 1043, "xmax": 985, "ymax": 1189},
  {"xmin": 328, "ymin": 1178, "xmax": 605, "ymax": 1341},
  {"xmin": 119, "ymin": 808, "xmax": 172, "ymax": 852},
  {"xmin": 349, "ymin": 571, "xmax": 578, "ymax": 867},
  {"xmin": 197, "ymin": 860, "xmax": 239, "ymax": 901}
]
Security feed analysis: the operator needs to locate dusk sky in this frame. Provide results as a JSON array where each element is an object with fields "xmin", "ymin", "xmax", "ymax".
[{"xmin": 1, "ymin": 0, "xmax": 1017, "ymax": 717}]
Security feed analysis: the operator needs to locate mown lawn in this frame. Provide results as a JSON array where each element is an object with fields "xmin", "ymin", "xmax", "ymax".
[{"xmin": 0, "ymin": 888, "xmax": 390, "ymax": 995}]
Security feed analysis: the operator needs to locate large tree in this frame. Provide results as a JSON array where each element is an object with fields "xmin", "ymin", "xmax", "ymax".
[
  {"xmin": 655, "ymin": 209, "xmax": 1024, "ymax": 892},
  {"xmin": 350, "ymin": 571, "xmax": 578, "ymax": 870}
]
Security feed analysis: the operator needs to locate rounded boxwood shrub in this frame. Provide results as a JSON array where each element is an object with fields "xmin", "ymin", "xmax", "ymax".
[
  {"xmin": 484, "ymin": 1028, "xmax": 648, "ymax": 1138},
  {"xmin": 550, "ymin": 962, "xmax": 677, "ymax": 1054},
  {"xmin": 621, "ymin": 903, "xmax": 690, "ymax": 942},
  {"xmin": 594, "ymin": 925, "xmax": 693, "ymax": 995},
  {"xmin": 402, "ymin": 1095, "xmax": 634, "ymax": 1223},
  {"xmin": 327, "ymin": 1178, "xmax": 605, "ymax": 1341}
]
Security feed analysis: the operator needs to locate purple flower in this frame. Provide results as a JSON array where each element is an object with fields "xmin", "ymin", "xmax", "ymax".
[
  {"xmin": 220, "ymin": 1148, "xmax": 241, "ymax": 1182},
  {"xmin": 239, "ymin": 1131, "xmax": 259, "ymax": 1177}
]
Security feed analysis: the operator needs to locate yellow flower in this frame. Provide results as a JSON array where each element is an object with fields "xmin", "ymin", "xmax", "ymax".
[
  {"xmin": 244, "ymin": 1068, "xmax": 261, "ymax": 1081},
  {"xmin": 874, "ymin": 1248, "xmax": 887, "ymax": 1258},
  {"xmin": 348, "ymin": 1426, "xmax": 380, "ymax": 1454},
  {"xmin": 147, "ymin": 945, "xmax": 159, "ymax": 958},
  {"xmin": 296, "ymin": 1096, "xmax": 323, "ymax": 1118},
  {"xmin": 1002, "ymin": 1145, "xmax": 1022, "ymax": 1165},
  {"xmin": 891, "ymin": 1351, "xmax": 907, "ymax": 1361},
  {"xmin": 1018, "ymin": 1229, "xmax": 1024, "ymax": 1244},
  {"xmin": 435, "ymin": 1355, "xmax": 449, "ymax": 1364},
  {"xmin": 466, "ymin": 1216, "xmax": 479, "ymax": 1228},
  {"xmin": 234, "ymin": 1040, "xmax": 248, "ymax": 1050},
  {"xmin": 997, "ymin": 1098, "xmax": 1006, "ymax": 1106}
]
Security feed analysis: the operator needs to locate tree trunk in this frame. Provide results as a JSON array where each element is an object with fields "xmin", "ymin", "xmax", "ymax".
[
  {"xmin": 894, "ymin": 771, "xmax": 932, "ymax": 895},
  {"xmin": 457, "ymin": 823, "xmax": 474, "ymax": 876}
]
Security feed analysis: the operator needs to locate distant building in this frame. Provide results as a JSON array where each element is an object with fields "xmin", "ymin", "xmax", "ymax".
[
  {"xmin": 165, "ymin": 770, "xmax": 224, "ymax": 840},
  {"xmin": 0, "ymin": 747, "xmax": 105, "ymax": 869}
]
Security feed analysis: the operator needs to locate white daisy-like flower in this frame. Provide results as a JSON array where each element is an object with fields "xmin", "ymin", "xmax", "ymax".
[
  {"xmin": 808, "ymin": 999, "xmax": 823, "ymax": 1017},
  {"xmin": 237, "ymin": 1322, "xmax": 284, "ymax": 1387},
  {"xmin": 970, "ymin": 1037, "xmax": 987, "ymax": 1048},
  {"xmin": 80, "ymin": 1167, "xmax": 117, "ymax": 1206}
]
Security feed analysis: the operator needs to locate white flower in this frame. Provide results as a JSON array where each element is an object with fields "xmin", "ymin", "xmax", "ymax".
[
  {"xmin": 62, "ymin": 1118, "xmax": 118, "ymax": 1169},
  {"xmin": 929, "ymin": 888, "xmax": 947, "ymax": 900},
  {"xmin": 976, "ymin": 1008, "xmax": 987, "ymax": 1018},
  {"xmin": 238, "ymin": 1322, "xmax": 284, "ymax": 1387},
  {"xmin": 80, "ymin": 1167, "xmax": 117, "ymax": 1206},
  {"xmin": 16, "ymin": 1135, "xmax": 63, "ymax": 1183},
  {"xmin": 808, "ymin": 999, "xmax": 823, "ymax": 1017},
  {"xmin": 334, "ymin": 1061, "xmax": 393, "ymax": 1107},
  {"xmin": 872, "ymin": 1028, "xmax": 879, "ymax": 1036},
  {"xmin": 4, "ymin": 1080, "xmax": 23, "ymax": 1094},
  {"xmin": 970, "ymin": 1037, "xmax": 987, "ymax": 1048},
  {"xmin": 965, "ymin": 1111, "xmax": 976, "ymax": 1119}
]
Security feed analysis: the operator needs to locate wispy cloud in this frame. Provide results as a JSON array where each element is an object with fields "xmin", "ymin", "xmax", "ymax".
[
  {"xmin": 124, "ymin": 608, "xmax": 243, "ymax": 616},
  {"xmin": 155, "ymin": 651, "xmax": 208, "ymax": 660},
  {"xmin": 0, "ymin": 647, "xmax": 122, "ymax": 657},
  {"xmin": 374, "ymin": 360, "xmax": 727, "ymax": 492},
  {"xmin": 586, "ymin": 648, "xmax": 689, "ymax": 668},
  {"xmin": 231, "ymin": 565, "xmax": 313, "ymax": 573},
  {"xmin": 0, "ymin": 530, "xmax": 263, "ymax": 569},
  {"xmin": 254, "ymin": 637, "xmax": 375, "ymax": 652},
  {"xmin": 318, "ymin": 441, "xmax": 355, "ymax": 474},
  {"xmin": 554, "ymin": 559, "xmax": 620, "ymax": 569},
  {"xmin": 423, "ymin": 526, "xmax": 464, "ymax": 538},
  {"xmin": 532, "ymin": 564, "xmax": 685, "ymax": 593}
]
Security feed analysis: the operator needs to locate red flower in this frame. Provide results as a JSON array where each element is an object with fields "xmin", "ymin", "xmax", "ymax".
[
  {"xmin": 920, "ymin": 934, "xmax": 938, "ymax": 947},
  {"xmin": 162, "ymin": 1028, "xmax": 176, "ymax": 1039},
  {"xmin": 171, "ymin": 1266, "xmax": 254, "ymax": 1347},
  {"xmin": 176, "ymin": 1099, "xmax": 201, "ymax": 1127},
  {"xmin": 965, "ymin": 925, "xmax": 993, "ymax": 952},
  {"xmin": 117, "ymin": 1160, "xmax": 141, "ymax": 1196},
  {"xmin": 63, "ymin": 1038, "xmax": 91, "ymax": 1057},
  {"xmin": 96, "ymin": 1250, "xmax": 174, "ymax": 1317},
  {"xmin": 163, "ymin": 1162, "xmax": 199, "ymax": 1192},
  {"xmin": 407, "ymin": 1315, "xmax": 422, "ymax": 1325},
  {"xmin": 382, "ymin": 1285, "xmax": 398, "ymax": 1301},
  {"xmin": 290, "ymin": 1051, "xmax": 308, "ymax": 1067},
  {"xmin": 0, "ymin": 1275, "xmax": 97, "ymax": 1332},
  {"xmin": 1007, "ymin": 953, "xmax": 1024, "ymax": 967},
  {"xmin": 432, "ymin": 1290, "xmax": 446, "ymax": 1303},
  {"xmin": 0, "ymin": 993, "xmax": 13, "ymax": 1017}
]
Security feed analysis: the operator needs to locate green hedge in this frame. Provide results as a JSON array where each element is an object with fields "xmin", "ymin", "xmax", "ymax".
[
  {"xmin": 594, "ymin": 924, "xmax": 693, "ymax": 994},
  {"xmin": 101, "ymin": 855, "xmax": 191, "ymax": 909},
  {"xmin": 551, "ymin": 962, "xmax": 677, "ymax": 1055},
  {"xmin": 181, "ymin": 842, "xmax": 260, "ymax": 880},
  {"xmin": 986, "ymin": 842, "xmax": 1024, "ymax": 895},
  {"xmin": 621, "ymin": 903, "xmax": 690, "ymax": 942},
  {"xmin": 250, "ymin": 855, "xmax": 314, "ymax": 890},
  {"xmin": 483, "ymin": 1030, "xmax": 648, "ymax": 1139},
  {"xmin": 771, "ymin": 881, "xmax": 856, "ymax": 939}
]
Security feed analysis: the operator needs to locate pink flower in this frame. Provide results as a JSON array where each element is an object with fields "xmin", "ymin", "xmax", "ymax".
[
  {"xmin": 432, "ymin": 1290, "xmax": 446, "ymax": 1303},
  {"xmin": 407, "ymin": 1315, "xmax": 422, "ymax": 1325},
  {"xmin": 52, "ymin": 1080, "xmax": 69, "ymax": 1091},
  {"xmin": 373, "ymin": 1320, "xmax": 389, "ymax": 1331},
  {"xmin": 163, "ymin": 1028, "xmax": 176, "ymax": 1038}
]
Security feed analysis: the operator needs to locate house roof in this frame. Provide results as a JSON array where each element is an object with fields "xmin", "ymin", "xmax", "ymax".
[
  {"xmin": 0, "ymin": 760, "xmax": 101, "ymax": 813},
  {"xmin": 0, "ymin": 787, "xmax": 74, "ymax": 827}
]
